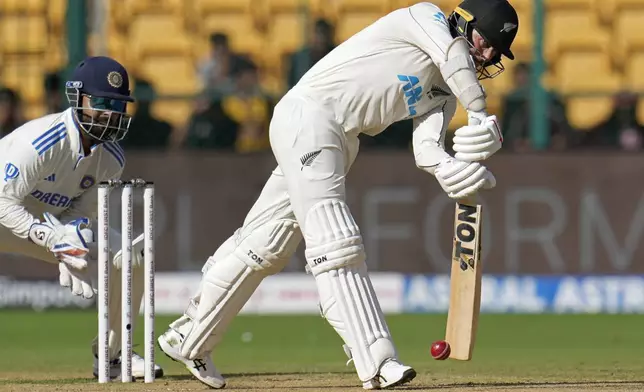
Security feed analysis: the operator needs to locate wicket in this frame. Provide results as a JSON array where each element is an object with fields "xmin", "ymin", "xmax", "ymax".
[{"xmin": 97, "ymin": 179, "xmax": 155, "ymax": 383}]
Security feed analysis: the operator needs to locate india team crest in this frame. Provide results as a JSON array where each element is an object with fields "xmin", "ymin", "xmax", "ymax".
[
  {"xmin": 107, "ymin": 71, "xmax": 123, "ymax": 88},
  {"xmin": 80, "ymin": 175, "xmax": 96, "ymax": 190}
]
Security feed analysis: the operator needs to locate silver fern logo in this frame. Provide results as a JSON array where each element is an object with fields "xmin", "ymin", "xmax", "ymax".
[
  {"xmin": 501, "ymin": 23, "xmax": 517, "ymax": 33},
  {"xmin": 300, "ymin": 150, "xmax": 322, "ymax": 170}
]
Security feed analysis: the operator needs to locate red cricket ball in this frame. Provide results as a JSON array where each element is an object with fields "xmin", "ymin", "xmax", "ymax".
[{"xmin": 430, "ymin": 340, "xmax": 451, "ymax": 360}]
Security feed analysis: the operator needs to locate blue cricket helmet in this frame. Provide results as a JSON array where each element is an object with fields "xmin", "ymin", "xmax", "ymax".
[{"xmin": 66, "ymin": 56, "xmax": 135, "ymax": 143}]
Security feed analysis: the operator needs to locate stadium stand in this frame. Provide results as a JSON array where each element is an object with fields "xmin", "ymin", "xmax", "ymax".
[{"xmin": 0, "ymin": 0, "xmax": 638, "ymax": 130}]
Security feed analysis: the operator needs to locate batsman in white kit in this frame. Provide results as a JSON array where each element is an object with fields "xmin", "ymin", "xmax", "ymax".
[
  {"xmin": 0, "ymin": 56, "xmax": 163, "ymax": 379},
  {"xmin": 158, "ymin": 0, "xmax": 518, "ymax": 388}
]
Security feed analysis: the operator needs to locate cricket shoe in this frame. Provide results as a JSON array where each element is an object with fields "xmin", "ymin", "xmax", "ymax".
[
  {"xmin": 92, "ymin": 351, "xmax": 163, "ymax": 380},
  {"xmin": 132, "ymin": 351, "xmax": 164, "ymax": 379},
  {"xmin": 362, "ymin": 359, "xmax": 416, "ymax": 390},
  {"xmin": 158, "ymin": 328, "xmax": 226, "ymax": 389},
  {"xmin": 92, "ymin": 355, "xmax": 121, "ymax": 381}
]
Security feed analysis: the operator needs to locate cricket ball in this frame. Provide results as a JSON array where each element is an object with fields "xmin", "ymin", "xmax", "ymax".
[{"xmin": 430, "ymin": 340, "xmax": 451, "ymax": 360}]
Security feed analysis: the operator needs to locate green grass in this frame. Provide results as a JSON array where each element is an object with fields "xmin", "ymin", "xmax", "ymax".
[{"xmin": 0, "ymin": 311, "xmax": 642, "ymax": 390}]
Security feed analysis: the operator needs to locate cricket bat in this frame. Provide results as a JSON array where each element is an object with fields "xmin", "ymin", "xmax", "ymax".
[{"xmin": 445, "ymin": 195, "xmax": 483, "ymax": 361}]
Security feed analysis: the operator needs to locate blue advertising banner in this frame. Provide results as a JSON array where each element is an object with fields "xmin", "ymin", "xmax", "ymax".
[{"xmin": 402, "ymin": 275, "xmax": 644, "ymax": 314}]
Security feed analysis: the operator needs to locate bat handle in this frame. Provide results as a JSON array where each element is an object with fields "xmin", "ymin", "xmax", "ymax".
[{"xmin": 458, "ymin": 193, "xmax": 478, "ymax": 205}]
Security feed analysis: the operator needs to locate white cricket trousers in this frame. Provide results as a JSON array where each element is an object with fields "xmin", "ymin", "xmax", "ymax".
[{"xmin": 265, "ymin": 93, "xmax": 360, "ymax": 230}]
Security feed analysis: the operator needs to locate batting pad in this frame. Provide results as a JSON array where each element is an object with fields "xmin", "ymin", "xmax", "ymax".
[
  {"xmin": 305, "ymin": 200, "xmax": 396, "ymax": 382},
  {"xmin": 181, "ymin": 219, "xmax": 301, "ymax": 359}
]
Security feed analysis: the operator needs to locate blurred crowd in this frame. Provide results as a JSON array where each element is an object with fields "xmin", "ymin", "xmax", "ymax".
[{"xmin": 1, "ymin": 18, "xmax": 643, "ymax": 153}]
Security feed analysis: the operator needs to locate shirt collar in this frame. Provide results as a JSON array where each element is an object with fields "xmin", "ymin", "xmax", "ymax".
[{"xmin": 64, "ymin": 108, "xmax": 85, "ymax": 159}]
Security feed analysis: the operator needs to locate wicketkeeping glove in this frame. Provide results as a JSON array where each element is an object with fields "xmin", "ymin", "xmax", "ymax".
[
  {"xmin": 58, "ymin": 261, "xmax": 96, "ymax": 299},
  {"xmin": 28, "ymin": 213, "xmax": 94, "ymax": 268}
]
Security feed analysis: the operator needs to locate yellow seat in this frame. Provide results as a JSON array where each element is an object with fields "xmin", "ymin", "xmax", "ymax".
[
  {"xmin": 545, "ymin": 11, "xmax": 609, "ymax": 61},
  {"xmin": 266, "ymin": 12, "xmax": 307, "ymax": 56},
  {"xmin": 129, "ymin": 15, "xmax": 192, "ymax": 60},
  {"xmin": 139, "ymin": 57, "xmax": 201, "ymax": 96},
  {"xmin": 112, "ymin": 0, "xmax": 186, "ymax": 29},
  {"xmin": 0, "ymin": 16, "xmax": 48, "ymax": 54},
  {"xmin": 556, "ymin": 53, "xmax": 621, "ymax": 129},
  {"xmin": 557, "ymin": 52, "xmax": 621, "ymax": 93},
  {"xmin": 507, "ymin": 0, "xmax": 533, "ymax": 11},
  {"xmin": 596, "ymin": 0, "xmax": 644, "ymax": 24},
  {"xmin": 122, "ymin": 0, "xmax": 184, "ymax": 15},
  {"xmin": 107, "ymin": 33, "xmax": 127, "ymax": 63},
  {"xmin": 510, "ymin": 7, "xmax": 533, "ymax": 60},
  {"xmin": 612, "ymin": 12, "xmax": 644, "ymax": 67},
  {"xmin": 626, "ymin": 53, "xmax": 644, "ymax": 89},
  {"xmin": 265, "ymin": 0, "xmax": 314, "ymax": 13},
  {"xmin": 194, "ymin": 0, "xmax": 255, "ymax": 14},
  {"xmin": 0, "ymin": 0, "xmax": 48, "ymax": 14},
  {"xmin": 262, "ymin": 0, "xmax": 327, "ymax": 22},
  {"xmin": 1, "ymin": 58, "xmax": 45, "ymax": 103},
  {"xmin": 544, "ymin": 0, "xmax": 595, "ymax": 10},
  {"xmin": 151, "ymin": 99, "xmax": 193, "ymax": 129},
  {"xmin": 203, "ymin": 14, "xmax": 265, "ymax": 56},
  {"xmin": 334, "ymin": 0, "xmax": 391, "ymax": 13},
  {"xmin": 48, "ymin": 0, "xmax": 67, "ymax": 32},
  {"xmin": 566, "ymin": 98, "xmax": 614, "ymax": 130},
  {"xmin": 336, "ymin": 13, "xmax": 383, "ymax": 43},
  {"xmin": 392, "ymin": 0, "xmax": 458, "ymax": 11},
  {"xmin": 44, "ymin": 40, "xmax": 67, "ymax": 71}
]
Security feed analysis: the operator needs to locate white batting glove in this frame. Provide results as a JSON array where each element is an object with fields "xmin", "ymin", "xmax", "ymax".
[
  {"xmin": 28, "ymin": 213, "xmax": 94, "ymax": 267},
  {"xmin": 434, "ymin": 157, "xmax": 496, "ymax": 200},
  {"xmin": 58, "ymin": 261, "xmax": 96, "ymax": 299},
  {"xmin": 453, "ymin": 115, "xmax": 503, "ymax": 162}
]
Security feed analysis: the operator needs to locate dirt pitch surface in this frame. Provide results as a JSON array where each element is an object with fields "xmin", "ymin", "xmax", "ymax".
[
  {"xmin": 1, "ymin": 312, "xmax": 642, "ymax": 391},
  {"xmin": 2, "ymin": 373, "xmax": 643, "ymax": 392}
]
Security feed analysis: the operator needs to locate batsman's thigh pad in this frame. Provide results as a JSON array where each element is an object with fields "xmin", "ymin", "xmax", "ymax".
[
  {"xmin": 181, "ymin": 218, "xmax": 302, "ymax": 359},
  {"xmin": 304, "ymin": 200, "xmax": 396, "ymax": 382}
]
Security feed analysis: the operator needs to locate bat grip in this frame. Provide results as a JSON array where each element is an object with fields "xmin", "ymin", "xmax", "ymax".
[{"xmin": 458, "ymin": 193, "xmax": 478, "ymax": 205}]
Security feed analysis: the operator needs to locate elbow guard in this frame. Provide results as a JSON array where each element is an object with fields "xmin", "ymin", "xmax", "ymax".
[{"xmin": 440, "ymin": 37, "xmax": 487, "ymax": 113}]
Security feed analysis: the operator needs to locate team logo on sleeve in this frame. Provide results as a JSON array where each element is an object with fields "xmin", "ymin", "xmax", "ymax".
[
  {"xmin": 434, "ymin": 12, "xmax": 448, "ymax": 26},
  {"xmin": 80, "ymin": 175, "xmax": 96, "ymax": 190},
  {"xmin": 4, "ymin": 163, "xmax": 19, "ymax": 182}
]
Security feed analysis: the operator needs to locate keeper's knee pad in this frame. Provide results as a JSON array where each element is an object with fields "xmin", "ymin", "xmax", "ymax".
[{"xmin": 304, "ymin": 200, "xmax": 397, "ymax": 382}]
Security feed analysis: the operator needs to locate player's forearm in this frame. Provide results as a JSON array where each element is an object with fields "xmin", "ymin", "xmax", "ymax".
[
  {"xmin": 0, "ymin": 197, "xmax": 37, "ymax": 239},
  {"xmin": 412, "ymin": 103, "xmax": 455, "ymax": 175},
  {"xmin": 413, "ymin": 121, "xmax": 451, "ymax": 175},
  {"xmin": 413, "ymin": 140, "xmax": 451, "ymax": 175}
]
